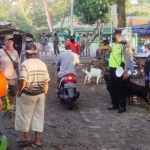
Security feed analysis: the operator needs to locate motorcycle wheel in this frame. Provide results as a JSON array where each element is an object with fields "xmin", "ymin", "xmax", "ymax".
[
  {"xmin": 67, "ymin": 98, "xmax": 74, "ymax": 110},
  {"xmin": 130, "ymin": 68, "xmax": 141, "ymax": 79}
]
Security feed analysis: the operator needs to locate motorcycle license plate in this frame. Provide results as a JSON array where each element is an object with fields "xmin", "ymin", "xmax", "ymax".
[{"xmin": 64, "ymin": 83, "xmax": 76, "ymax": 88}]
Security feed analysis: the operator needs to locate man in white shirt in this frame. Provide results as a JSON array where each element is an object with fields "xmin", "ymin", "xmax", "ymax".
[
  {"xmin": 56, "ymin": 42, "xmax": 80, "ymax": 89},
  {"xmin": 0, "ymin": 35, "xmax": 20, "ymax": 106}
]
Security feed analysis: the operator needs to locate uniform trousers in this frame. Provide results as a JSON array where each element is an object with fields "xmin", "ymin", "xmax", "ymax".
[{"xmin": 109, "ymin": 67, "xmax": 127, "ymax": 109}]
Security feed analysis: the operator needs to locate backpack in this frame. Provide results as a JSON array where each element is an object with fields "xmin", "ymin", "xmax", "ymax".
[{"xmin": 0, "ymin": 132, "xmax": 8, "ymax": 150}]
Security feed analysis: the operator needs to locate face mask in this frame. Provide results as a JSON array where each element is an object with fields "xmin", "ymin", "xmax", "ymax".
[
  {"xmin": 70, "ymin": 39, "xmax": 75, "ymax": 42},
  {"xmin": 112, "ymin": 37, "xmax": 116, "ymax": 43},
  {"xmin": 26, "ymin": 37, "xmax": 32, "ymax": 42},
  {"xmin": 120, "ymin": 41, "xmax": 127, "ymax": 45},
  {"xmin": 26, "ymin": 41, "xmax": 32, "ymax": 43}
]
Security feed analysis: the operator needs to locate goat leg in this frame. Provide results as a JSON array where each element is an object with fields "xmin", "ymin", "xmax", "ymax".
[
  {"xmin": 96, "ymin": 76, "xmax": 100, "ymax": 85},
  {"xmin": 84, "ymin": 76, "xmax": 87, "ymax": 84},
  {"xmin": 88, "ymin": 77, "xmax": 91, "ymax": 84}
]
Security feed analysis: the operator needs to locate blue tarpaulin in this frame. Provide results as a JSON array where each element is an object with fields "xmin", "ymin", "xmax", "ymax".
[
  {"xmin": 132, "ymin": 23, "xmax": 150, "ymax": 34},
  {"xmin": 132, "ymin": 28, "xmax": 150, "ymax": 34}
]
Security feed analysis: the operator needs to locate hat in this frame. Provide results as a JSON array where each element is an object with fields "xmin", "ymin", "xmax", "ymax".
[
  {"xmin": 113, "ymin": 29, "xmax": 122, "ymax": 36},
  {"xmin": 64, "ymin": 41, "xmax": 71, "ymax": 49},
  {"xmin": 25, "ymin": 43, "xmax": 38, "ymax": 54},
  {"xmin": 4, "ymin": 35, "xmax": 14, "ymax": 42},
  {"xmin": 26, "ymin": 50, "xmax": 38, "ymax": 54},
  {"xmin": 25, "ymin": 33, "xmax": 33, "ymax": 39}
]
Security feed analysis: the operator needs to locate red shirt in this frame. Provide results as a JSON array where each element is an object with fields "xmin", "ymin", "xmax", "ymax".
[{"xmin": 69, "ymin": 42, "xmax": 80, "ymax": 55}]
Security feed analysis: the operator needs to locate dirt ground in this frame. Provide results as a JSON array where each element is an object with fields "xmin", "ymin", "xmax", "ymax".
[{"xmin": 1, "ymin": 56, "xmax": 150, "ymax": 150}]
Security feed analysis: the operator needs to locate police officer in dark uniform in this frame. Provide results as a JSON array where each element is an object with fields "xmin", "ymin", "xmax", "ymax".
[
  {"xmin": 144, "ymin": 55, "xmax": 150, "ymax": 94},
  {"xmin": 107, "ymin": 30, "xmax": 131, "ymax": 113}
]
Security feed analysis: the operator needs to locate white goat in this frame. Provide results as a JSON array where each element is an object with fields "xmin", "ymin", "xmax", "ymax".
[{"xmin": 82, "ymin": 68, "xmax": 103, "ymax": 84}]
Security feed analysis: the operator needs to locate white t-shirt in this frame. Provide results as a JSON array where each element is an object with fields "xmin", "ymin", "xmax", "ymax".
[
  {"xmin": 0, "ymin": 48, "xmax": 20, "ymax": 79},
  {"xmin": 56, "ymin": 50, "xmax": 80, "ymax": 78}
]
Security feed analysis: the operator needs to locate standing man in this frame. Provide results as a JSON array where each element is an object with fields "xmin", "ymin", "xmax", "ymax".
[
  {"xmin": 40, "ymin": 32, "xmax": 48, "ymax": 57},
  {"xmin": 0, "ymin": 35, "xmax": 20, "ymax": 106},
  {"xmin": 20, "ymin": 33, "xmax": 34, "ymax": 63},
  {"xmin": 53, "ymin": 33, "xmax": 60, "ymax": 56},
  {"xmin": 86, "ymin": 33, "xmax": 91, "ymax": 56},
  {"xmin": 20, "ymin": 33, "xmax": 40, "ymax": 63},
  {"xmin": 69, "ymin": 36, "xmax": 80, "ymax": 55},
  {"xmin": 107, "ymin": 30, "xmax": 130, "ymax": 113},
  {"xmin": 80, "ymin": 34, "xmax": 86, "ymax": 58},
  {"xmin": 15, "ymin": 43, "xmax": 50, "ymax": 146},
  {"xmin": 144, "ymin": 54, "xmax": 150, "ymax": 94},
  {"xmin": 76, "ymin": 33, "xmax": 81, "ymax": 45}
]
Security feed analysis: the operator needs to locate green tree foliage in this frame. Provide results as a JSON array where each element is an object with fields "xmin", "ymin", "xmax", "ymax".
[
  {"xmin": 0, "ymin": 0, "xmax": 69, "ymax": 33},
  {"xmin": 136, "ymin": 0, "xmax": 150, "ymax": 5},
  {"xmin": 50, "ymin": 0, "xmax": 69, "ymax": 25},
  {"xmin": 128, "ymin": 0, "xmax": 150, "ymax": 16},
  {"xmin": 74, "ymin": 0, "xmax": 114, "ymax": 24},
  {"xmin": 74, "ymin": 0, "xmax": 127, "ymax": 27},
  {"xmin": 26, "ymin": 0, "xmax": 47, "ymax": 28},
  {"xmin": 0, "ymin": 0, "xmax": 11, "ymax": 20},
  {"xmin": 23, "ymin": 0, "xmax": 69, "ymax": 28}
]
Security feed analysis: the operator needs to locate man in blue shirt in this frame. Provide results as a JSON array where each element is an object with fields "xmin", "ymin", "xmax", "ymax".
[{"xmin": 76, "ymin": 33, "xmax": 81, "ymax": 44}]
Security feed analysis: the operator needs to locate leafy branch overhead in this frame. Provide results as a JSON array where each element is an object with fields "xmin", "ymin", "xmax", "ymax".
[
  {"xmin": 0, "ymin": 0, "xmax": 150, "ymax": 34},
  {"xmin": 74, "ymin": 0, "xmax": 117, "ymax": 24},
  {"xmin": 0, "ymin": 0, "xmax": 69, "ymax": 33}
]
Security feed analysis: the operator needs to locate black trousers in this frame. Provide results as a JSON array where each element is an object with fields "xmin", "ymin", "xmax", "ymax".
[
  {"xmin": 145, "ymin": 80, "xmax": 150, "ymax": 98},
  {"xmin": 109, "ymin": 67, "xmax": 127, "ymax": 108},
  {"xmin": 53, "ymin": 43, "xmax": 60, "ymax": 56}
]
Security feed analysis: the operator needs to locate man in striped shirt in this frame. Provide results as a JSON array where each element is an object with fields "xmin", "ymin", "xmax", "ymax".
[{"xmin": 15, "ymin": 43, "xmax": 50, "ymax": 147}]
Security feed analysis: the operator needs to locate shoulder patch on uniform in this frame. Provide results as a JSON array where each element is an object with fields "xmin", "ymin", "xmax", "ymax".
[{"xmin": 117, "ymin": 45, "xmax": 121, "ymax": 49}]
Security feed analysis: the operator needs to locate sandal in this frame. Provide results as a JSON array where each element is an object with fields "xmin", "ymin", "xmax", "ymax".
[
  {"xmin": 32, "ymin": 142, "xmax": 43, "ymax": 148},
  {"xmin": 5, "ymin": 126, "xmax": 14, "ymax": 129},
  {"xmin": 16, "ymin": 138, "xmax": 31, "ymax": 143},
  {"xmin": 22, "ymin": 142, "xmax": 42, "ymax": 150}
]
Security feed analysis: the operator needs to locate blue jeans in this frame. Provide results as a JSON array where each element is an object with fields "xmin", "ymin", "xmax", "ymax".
[
  {"xmin": 129, "ymin": 61, "xmax": 134, "ymax": 72},
  {"xmin": 96, "ymin": 49, "xmax": 99, "ymax": 57},
  {"xmin": 80, "ymin": 46, "xmax": 85, "ymax": 57}
]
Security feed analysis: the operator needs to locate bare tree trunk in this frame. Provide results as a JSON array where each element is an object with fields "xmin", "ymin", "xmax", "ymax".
[{"xmin": 117, "ymin": 0, "xmax": 126, "ymax": 28}]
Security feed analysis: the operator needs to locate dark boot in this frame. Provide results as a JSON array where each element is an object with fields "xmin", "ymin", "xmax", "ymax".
[
  {"xmin": 117, "ymin": 107, "xmax": 126, "ymax": 113},
  {"xmin": 107, "ymin": 105, "xmax": 119, "ymax": 110}
]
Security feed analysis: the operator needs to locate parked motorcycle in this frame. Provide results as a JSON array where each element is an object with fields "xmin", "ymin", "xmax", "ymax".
[
  {"xmin": 130, "ymin": 57, "xmax": 142, "ymax": 79},
  {"xmin": 58, "ymin": 73, "xmax": 80, "ymax": 110}
]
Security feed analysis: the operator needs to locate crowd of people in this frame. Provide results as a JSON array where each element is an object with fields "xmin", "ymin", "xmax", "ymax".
[
  {"xmin": 0, "ymin": 34, "xmax": 50, "ymax": 148},
  {"xmin": 37, "ymin": 32, "xmax": 92, "ymax": 58},
  {"xmin": 1, "ymin": 30, "xmax": 150, "ymax": 148}
]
